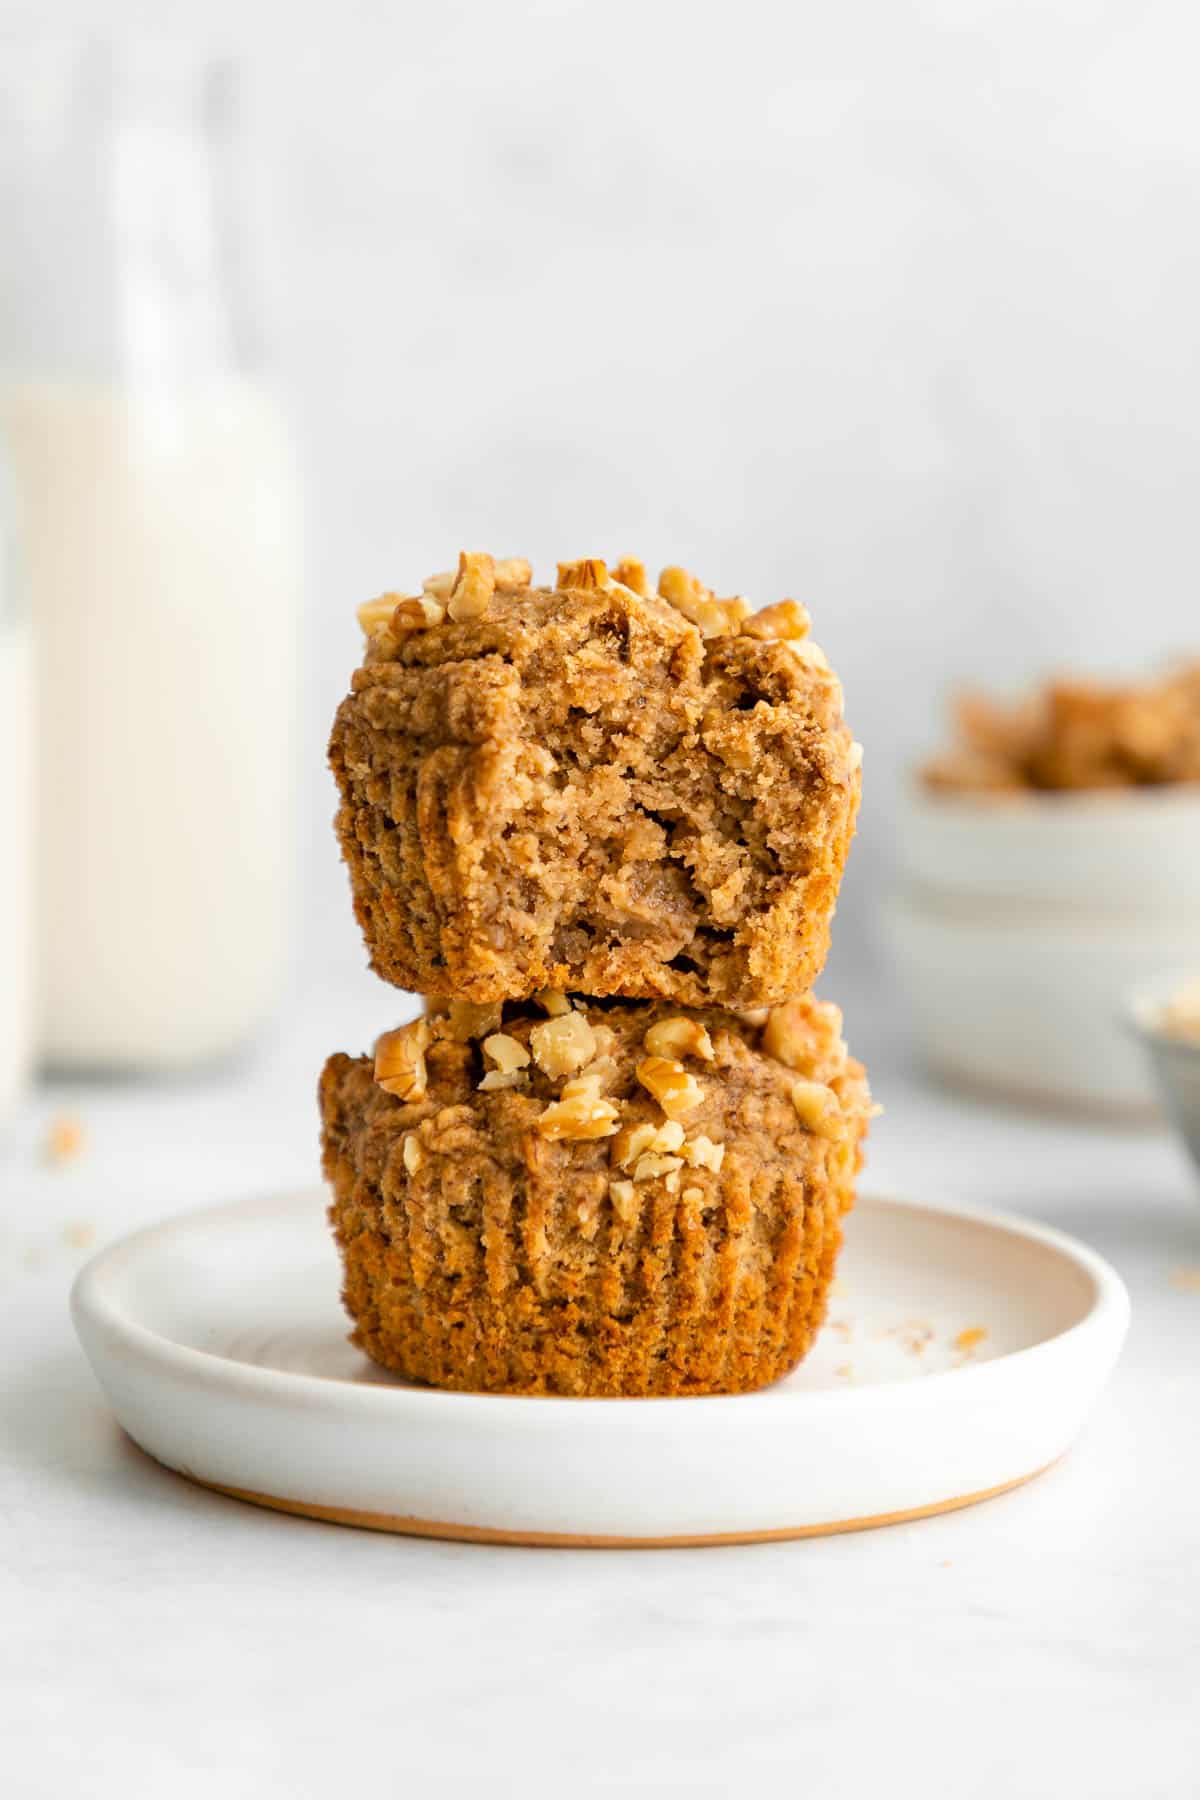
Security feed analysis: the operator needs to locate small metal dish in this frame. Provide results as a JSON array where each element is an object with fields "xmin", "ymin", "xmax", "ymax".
[{"xmin": 1126, "ymin": 976, "xmax": 1200, "ymax": 1181}]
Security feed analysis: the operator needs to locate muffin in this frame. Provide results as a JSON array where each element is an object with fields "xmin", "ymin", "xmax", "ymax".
[
  {"xmin": 330, "ymin": 553, "xmax": 861, "ymax": 1010},
  {"xmin": 319, "ymin": 992, "xmax": 872, "ymax": 1397}
]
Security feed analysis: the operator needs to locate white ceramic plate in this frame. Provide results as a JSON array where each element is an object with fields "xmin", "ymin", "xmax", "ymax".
[{"xmin": 71, "ymin": 1188, "xmax": 1129, "ymax": 1546}]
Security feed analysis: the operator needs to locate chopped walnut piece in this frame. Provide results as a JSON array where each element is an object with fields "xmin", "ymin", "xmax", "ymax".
[
  {"xmin": 529, "ymin": 1011, "xmax": 597, "ymax": 1079},
  {"xmin": 681, "ymin": 1185, "xmax": 703, "ymax": 1205},
  {"xmin": 536, "ymin": 1077, "xmax": 621, "ymax": 1140},
  {"xmin": 611, "ymin": 557, "xmax": 650, "ymax": 597},
  {"xmin": 577, "ymin": 1054, "xmax": 619, "ymax": 1093},
  {"xmin": 613, "ymin": 1117, "xmax": 686, "ymax": 1170},
  {"xmin": 445, "ymin": 1000, "xmax": 504, "ymax": 1043},
  {"xmin": 375, "ymin": 1018, "xmax": 432, "ymax": 1101},
  {"xmin": 741, "ymin": 598, "xmax": 811, "ymax": 642},
  {"xmin": 422, "ymin": 570, "xmax": 456, "ymax": 600},
  {"xmin": 357, "ymin": 593, "xmax": 410, "ymax": 637},
  {"xmin": 479, "ymin": 1069, "xmax": 528, "ymax": 1091},
  {"xmin": 763, "ymin": 999, "xmax": 844, "ymax": 1075},
  {"xmin": 402, "ymin": 1134, "xmax": 424, "ymax": 1175},
  {"xmin": 657, "ymin": 566, "xmax": 749, "ymax": 639},
  {"xmin": 609, "ymin": 1178, "xmax": 638, "ymax": 1222},
  {"xmin": 556, "ymin": 558, "xmax": 609, "ymax": 590},
  {"xmin": 790, "ymin": 1079, "xmax": 842, "ymax": 1136},
  {"xmin": 681, "ymin": 1134, "xmax": 725, "ymax": 1171},
  {"xmin": 614, "ymin": 1121, "xmax": 655, "ymax": 1169},
  {"xmin": 481, "ymin": 1032, "xmax": 531, "ymax": 1075},
  {"xmin": 636, "ymin": 1055, "xmax": 704, "ymax": 1119},
  {"xmin": 643, "ymin": 1016, "xmax": 715, "ymax": 1062},
  {"xmin": 633, "ymin": 1152, "xmax": 685, "ymax": 1183},
  {"xmin": 447, "ymin": 551, "xmax": 496, "ymax": 621},
  {"xmin": 493, "ymin": 557, "xmax": 533, "ymax": 589},
  {"xmin": 787, "ymin": 636, "xmax": 834, "ymax": 673},
  {"xmin": 533, "ymin": 988, "xmax": 572, "ymax": 1017},
  {"xmin": 392, "ymin": 595, "xmax": 445, "ymax": 631}
]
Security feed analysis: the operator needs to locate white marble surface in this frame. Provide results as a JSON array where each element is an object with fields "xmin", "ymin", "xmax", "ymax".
[{"xmin": 2, "ymin": 989, "xmax": 1199, "ymax": 1799}]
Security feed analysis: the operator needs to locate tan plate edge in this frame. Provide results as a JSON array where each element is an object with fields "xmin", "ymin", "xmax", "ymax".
[{"xmin": 152, "ymin": 1448, "xmax": 1057, "ymax": 1548}]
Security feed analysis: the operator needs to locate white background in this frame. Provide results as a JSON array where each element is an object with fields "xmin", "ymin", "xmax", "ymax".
[{"xmin": 10, "ymin": 0, "xmax": 1200, "ymax": 1026}]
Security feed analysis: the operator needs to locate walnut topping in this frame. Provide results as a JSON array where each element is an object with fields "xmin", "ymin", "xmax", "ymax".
[
  {"xmin": 632, "ymin": 1152, "xmax": 684, "ymax": 1183},
  {"xmin": 444, "ymin": 1000, "xmax": 504, "ymax": 1043},
  {"xmin": 533, "ymin": 988, "xmax": 572, "ymax": 1017},
  {"xmin": 657, "ymin": 566, "xmax": 749, "ymax": 640},
  {"xmin": 447, "ymin": 551, "xmax": 496, "ymax": 621},
  {"xmin": 374, "ymin": 1018, "xmax": 431, "ymax": 1102},
  {"xmin": 402, "ymin": 1133, "xmax": 424, "ymax": 1175},
  {"xmin": 741, "ymin": 598, "xmax": 811, "ymax": 642},
  {"xmin": 611, "ymin": 557, "xmax": 650, "ymax": 597},
  {"xmin": 786, "ymin": 637, "xmax": 838, "ymax": 688},
  {"xmin": 482, "ymin": 1032, "xmax": 531, "ymax": 1074},
  {"xmin": 681, "ymin": 1134, "xmax": 724, "ymax": 1171},
  {"xmin": 479, "ymin": 1069, "xmax": 528, "ymax": 1092},
  {"xmin": 636, "ymin": 1055, "xmax": 704, "ymax": 1119},
  {"xmin": 556, "ymin": 558, "xmax": 609, "ymax": 590},
  {"xmin": 681, "ymin": 1186, "xmax": 703, "ymax": 1205},
  {"xmin": 357, "ymin": 593, "xmax": 410, "ymax": 636},
  {"xmin": 609, "ymin": 1178, "xmax": 638, "ymax": 1222},
  {"xmin": 790, "ymin": 1079, "xmax": 842, "ymax": 1136},
  {"xmin": 577, "ymin": 1055, "xmax": 619, "ymax": 1094},
  {"xmin": 422, "ymin": 570, "xmax": 457, "ymax": 600},
  {"xmin": 614, "ymin": 1117, "xmax": 686, "ymax": 1170},
  {"xmin": 494, "ymin": 557, "xmax": 533, "ymax": 589},
  {"xmin": 643, "ymin": 1016, "xmax": 714, "ymax": 1063},
  {"xmin": 536, "ymin": 1077, "xmax": 621, "ymax": 1141},
  {"xmin": 529, "ymin": 1011, "xmax": 597, "ymax": 1079},
  {"xmin": 392, "ymin": 595, "xmax": 445, "ymax": 631},
  {"xmin": 762, "ymin": 999, "xmax": 845, "ymax": 1075}
]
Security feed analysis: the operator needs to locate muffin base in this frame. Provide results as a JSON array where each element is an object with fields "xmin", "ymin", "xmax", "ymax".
[{"xmin": 320, "ymin": 998, "xmax": 870, "ymax": 1397}]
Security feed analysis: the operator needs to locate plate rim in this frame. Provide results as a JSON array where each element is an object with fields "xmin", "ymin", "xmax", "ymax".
[{"xmin": 70, "ymin": 1186, "xmax": 1132, "ymax": 1422}]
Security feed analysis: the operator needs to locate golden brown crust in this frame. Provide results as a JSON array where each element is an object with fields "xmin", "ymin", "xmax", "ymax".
[
  {"xmin": 330, "ymin": 559, "xmax": 860, "ymax": 1008},
  {"xmin": 319, "ymin": 996, "xmax": 871, "ymax": 1397}
]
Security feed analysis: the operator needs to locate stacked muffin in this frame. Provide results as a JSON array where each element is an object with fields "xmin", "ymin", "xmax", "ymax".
[{"xmin": 320, "ymin": 553, "xmax": 870, "ymax": 1395}]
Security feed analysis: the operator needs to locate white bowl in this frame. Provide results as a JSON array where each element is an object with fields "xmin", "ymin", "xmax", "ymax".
[
  {"xmin": 898, "ymin": 783, "xmax": 1200, "ymax": 913},
  {"xmin": 884, "ymin": 893, "xmax": 1200, "ymax": 1116},
  {"xmin": 888, "ymin": 781, "xmax": 1200, "ymax": 1115}
]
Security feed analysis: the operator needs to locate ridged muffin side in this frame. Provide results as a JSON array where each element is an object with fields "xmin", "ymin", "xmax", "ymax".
[{"xmin": 319, "ymin": 995, "xmax": 872, "ymax": 1397}]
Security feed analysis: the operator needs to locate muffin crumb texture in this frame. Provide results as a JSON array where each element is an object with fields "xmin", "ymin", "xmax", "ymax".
[
  {"xmin": 330, "ymin": 555, "xmax": 860, "ymax": 1008},
  {"xmin": 320, "ymin": 996, "xmax": 872, "ymax": 1396}
]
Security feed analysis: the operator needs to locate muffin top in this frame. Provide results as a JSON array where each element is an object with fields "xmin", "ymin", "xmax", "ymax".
[
  {"xmin": 332, "ymin": 554, "xmax": 861, "ymax": 1008},
  {"xmin": 358, "ymin": 990, "xmax": 872, "ymax": 1175}
]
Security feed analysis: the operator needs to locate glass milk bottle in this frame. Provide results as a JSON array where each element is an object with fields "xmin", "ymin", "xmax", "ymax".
[
  {"xmin": 0, "ymin": 442, "xmax": 34, "ymax": 1123},
  {"xmin": 0, "ymin": 44, "xmax": 301, "ymax": 1069}
]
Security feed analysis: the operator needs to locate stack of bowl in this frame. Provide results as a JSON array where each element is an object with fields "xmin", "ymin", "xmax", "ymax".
[{"xmin": 886, "ymin": 783, "xmax": 1200, "ymax": 1117}]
